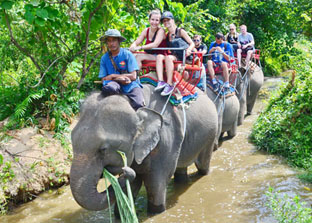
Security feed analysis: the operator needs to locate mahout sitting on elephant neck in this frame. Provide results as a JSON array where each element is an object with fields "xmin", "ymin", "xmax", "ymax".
[{"xmin": 70, "ymin": 79, "xmax": 218, "ymax": 215}]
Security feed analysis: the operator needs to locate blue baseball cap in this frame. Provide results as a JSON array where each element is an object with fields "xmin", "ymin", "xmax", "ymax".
[{"xmin": 161, "ymin": 11, "xmax": 174, "ymax": 22}]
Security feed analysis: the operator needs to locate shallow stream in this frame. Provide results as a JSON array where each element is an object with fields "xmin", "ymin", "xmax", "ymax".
[{"xmin": 1, "ymin": 77, "xmax": 311, "ymax": 223}]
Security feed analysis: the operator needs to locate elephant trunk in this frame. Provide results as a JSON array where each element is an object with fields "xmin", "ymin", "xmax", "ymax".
[{"xmin": 70, "ymin": 153, "xmax": 127, "ymax": 211}]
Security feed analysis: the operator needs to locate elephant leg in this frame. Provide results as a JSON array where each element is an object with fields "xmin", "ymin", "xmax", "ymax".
[
  {"xmin": 227, "ymin": 119, "xmax": 238, "ymax": 138},
  {"xmin": 238, "ymin": 95, "xmax": 247, "ymax": 126},
  {"xmin": 247, "ymin": 92, "xmax": 259, "ymax": 114},
  {"xmin": 219, "ymin": 132, "xmax": 225, "ymax": 140},
  {"xmin": 195, "ymin": 145, "xmax": 213, "ymax": 175},
  {"xmin": 174, "ymin": 167, "xmax": 188, "ymax": 183},
  {"xmin": 131, "ymin": 176, "xmax": 143, "ymax": 199},
  {"xmin": 114, "ymin": 176, "xmax": 143, "ymax": 218},
  {"xmin": 145, "ymin": 174, "xmax": 168, "ymax": 214}
]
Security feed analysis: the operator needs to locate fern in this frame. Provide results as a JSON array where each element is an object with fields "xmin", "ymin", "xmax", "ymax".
[{"xmin": 13, "ymin": 89, "xmax": 46, "ymax": 120}]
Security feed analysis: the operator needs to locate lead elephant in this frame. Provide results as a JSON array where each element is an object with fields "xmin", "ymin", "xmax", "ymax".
[
  {"xmin": 236, "ymin": 63, "xmax": 264, "ymax": 125},
  {"xmin": 70, "ymin": 78, "xmax": 218, "ymax": 214}
]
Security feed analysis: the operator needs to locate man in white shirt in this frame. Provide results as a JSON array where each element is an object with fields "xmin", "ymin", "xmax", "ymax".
[{"xmin": 237, "ymin": 25, "xmax": 255, "ymax": 68}]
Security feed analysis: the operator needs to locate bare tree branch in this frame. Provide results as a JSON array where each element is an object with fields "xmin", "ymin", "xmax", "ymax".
[
  {"xmin": 1, "ymin": 72, "xmax": 19, "ymax": 84},
  {"xmin": 31, "ymin": 56, "xmax": 64, "ymax": 88},
  {"xmin": 77, "ymin": 50, "xmax": 102, "ymax": 89},
  {"xmin": 48, "ymin": 28, "xmax": 71, "ymax": 52},
  {"xmin": 4, "ymin": 10, "xmax": 43, "ymax": 74},
  {"xmin": 81, "ymin": 0, "xmax": 106, "ymax": 79}
]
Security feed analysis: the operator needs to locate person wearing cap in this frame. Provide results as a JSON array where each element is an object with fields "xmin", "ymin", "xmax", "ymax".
[
  {"xmin": 154, "ymin": 11, "xmax": 195, "ymax": 96},
  {"xmin": 207, "ymin": 32, "xmax": 234, "ymax": 93},
  {"xmin": 129, "ymin": 9, "xmax": 167, "ymax": 70},
  {"xmin": 237, "ymin": 24, "xmax": 255, "ymax": 68},
  {"xmin": 99, "ymin": 29, "xmax": 144, "ymax": 110}
]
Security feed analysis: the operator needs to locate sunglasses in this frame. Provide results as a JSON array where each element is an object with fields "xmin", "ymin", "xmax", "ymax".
[
  {"xmin": 193, "ymin": 39, "xmax": 200, "ymax": 42},
  {"xmin": 230, "ymin": 28, "xmax": 234, "ymax": 30}
]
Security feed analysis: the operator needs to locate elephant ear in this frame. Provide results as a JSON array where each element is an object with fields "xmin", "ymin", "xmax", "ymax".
[{"xmin": 133, "ymin": 107, "xmax": 163, "ymax": 165}]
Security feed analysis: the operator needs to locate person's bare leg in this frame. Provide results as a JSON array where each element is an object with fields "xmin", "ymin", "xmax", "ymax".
[
  {"xmin": 208, "ymin": 60, "xmax": 218, "ymax": 91},
  {"xmin": 156, "ymin": 54, "xmax": 165, "ymax": 81},
  {"xmin": 222, "ymin": 62, "xmax": 230, "ymax": 90},
  {"xmin": 135, "ymin": 54, "xmax": 156, "ymax": 70},
  {"xmin": 207, "ymin": 60, "xmax": 215, "ymax": 80},
  {"xmin": 165, "ymin": 55, "xmax": 176, "ymax": 85},
  {"xmin": 237, "ymin": 49, "xmax": 242, "ymax": 67},
  {"xmin": 245, "ymin": 50, "xmax": 253, "ymax": 68},
  {"xmin": 221, "ymin": 62, "xmax": 229, "ymax": 83}
]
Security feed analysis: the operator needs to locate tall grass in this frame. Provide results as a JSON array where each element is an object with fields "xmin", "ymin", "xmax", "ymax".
[{"xmin": 103, "ymin": 151, "xmax": 138, "ymax": 223}]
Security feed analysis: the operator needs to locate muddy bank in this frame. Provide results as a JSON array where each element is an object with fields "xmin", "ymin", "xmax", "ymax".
[{"xmin": 0, "ymin": 126, "xmax": 73, "ymax": 212}]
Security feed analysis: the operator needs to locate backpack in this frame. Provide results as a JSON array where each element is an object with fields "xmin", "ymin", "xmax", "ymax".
[{"xmin": 167, "ymin": 28, "xmax": 189, "ymax": 61}]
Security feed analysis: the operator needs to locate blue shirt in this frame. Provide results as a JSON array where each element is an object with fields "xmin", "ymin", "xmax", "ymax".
[
  {"xmin": 99, "ymin": 48, "xmax": 141, "ymax": 93},
  {"xmin": 208, "ymin": 42, "xmax": 234, "ymax": 63}
]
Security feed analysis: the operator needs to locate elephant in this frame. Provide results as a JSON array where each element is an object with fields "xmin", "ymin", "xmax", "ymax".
[
  {"xmin": 236, "ymin": 62, "xmax": 264, "ymax": 125},
  {"xmin": 70, "ymin": 76, "xmax": 218, "ymax": 215},
  {"xmin": 206, "ymin": 76, "xmax": 240, "ymax": 141}
]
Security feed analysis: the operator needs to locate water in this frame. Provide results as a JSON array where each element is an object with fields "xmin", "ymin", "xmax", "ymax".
[{"xmin": 1, "ymin": 78, "xmax": 311, "ymax": 223}]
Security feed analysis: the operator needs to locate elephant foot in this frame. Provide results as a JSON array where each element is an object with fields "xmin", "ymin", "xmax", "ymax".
[
  {"xmin": 213, "ymin": 141, "xmax": 219, "ymax": 151},
  {"xmin": 197, "ymin": 168, "xmax": 209, "ymax": 175},
  {"xmin": 219, "ymin": 132, "xmax": 225, "ymax": 141},
  {"xmin": 147, "ymin": 201, "xmax": 165, "ymax": 214},
  {"xmin": 227, "ymin": 130, "xmax": 237, "ymax": 139},
  {"xmin": 226, "ymin": 134, "xmax": 235, "ymax": 140},
  {"xmin": 237, "ymin": 118, "xmax": 243, "ymax": 126},
  {"xmin": 246, "ymin": 111, "xmax": 252, "ymax": 116},
  {"xmin": 174, "ymin": 172, "xmax": 188, "ymax": 183}
]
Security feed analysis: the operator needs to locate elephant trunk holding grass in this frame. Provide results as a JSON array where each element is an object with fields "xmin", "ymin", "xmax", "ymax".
[{"xmin": 70, "ymin": 80, "xmax": 218, "ymax": 214}]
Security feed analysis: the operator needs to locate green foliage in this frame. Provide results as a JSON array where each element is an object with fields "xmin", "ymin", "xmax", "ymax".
[
  {"xmin": 234, "ymin": 0, "xmax": 312, "ymax": 75},
  {"xmin": 0, "ymin": 160, "xmax": 15, "ymax": 183},
  {"xmin": 0, "ymin": 0, "xmax": 131, "ymax": 132},
  {"xmin": 251, "ymin": 39, "xmax": 312, "ymax": 180},
  {"xmin": 0, "ymin": 0, "xmax": 311, "ymax": 133},
  {"xmin": 166, "ymin": 0, "xmax": 215, "ymax": 39},
  {"xmin": 178, "ymin": 0, "xmax": 311, "ymax": 75},
  {"xmin": 103, "ymin": 151, "xmax": 138, "ymax": 223},
  {"xmin": 266, "ymin": 188, "xmax": 312, "ymax": 223}
]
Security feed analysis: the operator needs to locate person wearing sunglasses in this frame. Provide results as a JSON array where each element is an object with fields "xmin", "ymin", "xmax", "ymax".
[
  {"xmin": 207, "ymin": 32, "xmax": 233, "ymax": 93},
  {"xmin": 192, "ymin": 35, "xmax": 207, "ymax": 91},
  {"xmin": 193, "ymin": 35, "xmax": 207, "ymax": 56},
  {"xmin": 225, "ymin": 24, "xmax": 238, "ymax": 53}
]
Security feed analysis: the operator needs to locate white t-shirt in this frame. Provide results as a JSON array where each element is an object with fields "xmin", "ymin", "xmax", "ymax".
[{"xmin": 238, "ymin": 32, "xmax": 254, "ymax": 46}]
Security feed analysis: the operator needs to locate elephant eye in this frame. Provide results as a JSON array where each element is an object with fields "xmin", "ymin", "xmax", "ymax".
[{"xmin": 99, "ymin": 147, "xmax": 108, "ymax": 153}]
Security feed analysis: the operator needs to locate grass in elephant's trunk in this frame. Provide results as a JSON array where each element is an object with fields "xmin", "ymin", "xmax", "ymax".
[{"xmin": 103, "ymin": 151, "xmax": 138, "ymax": 223}]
